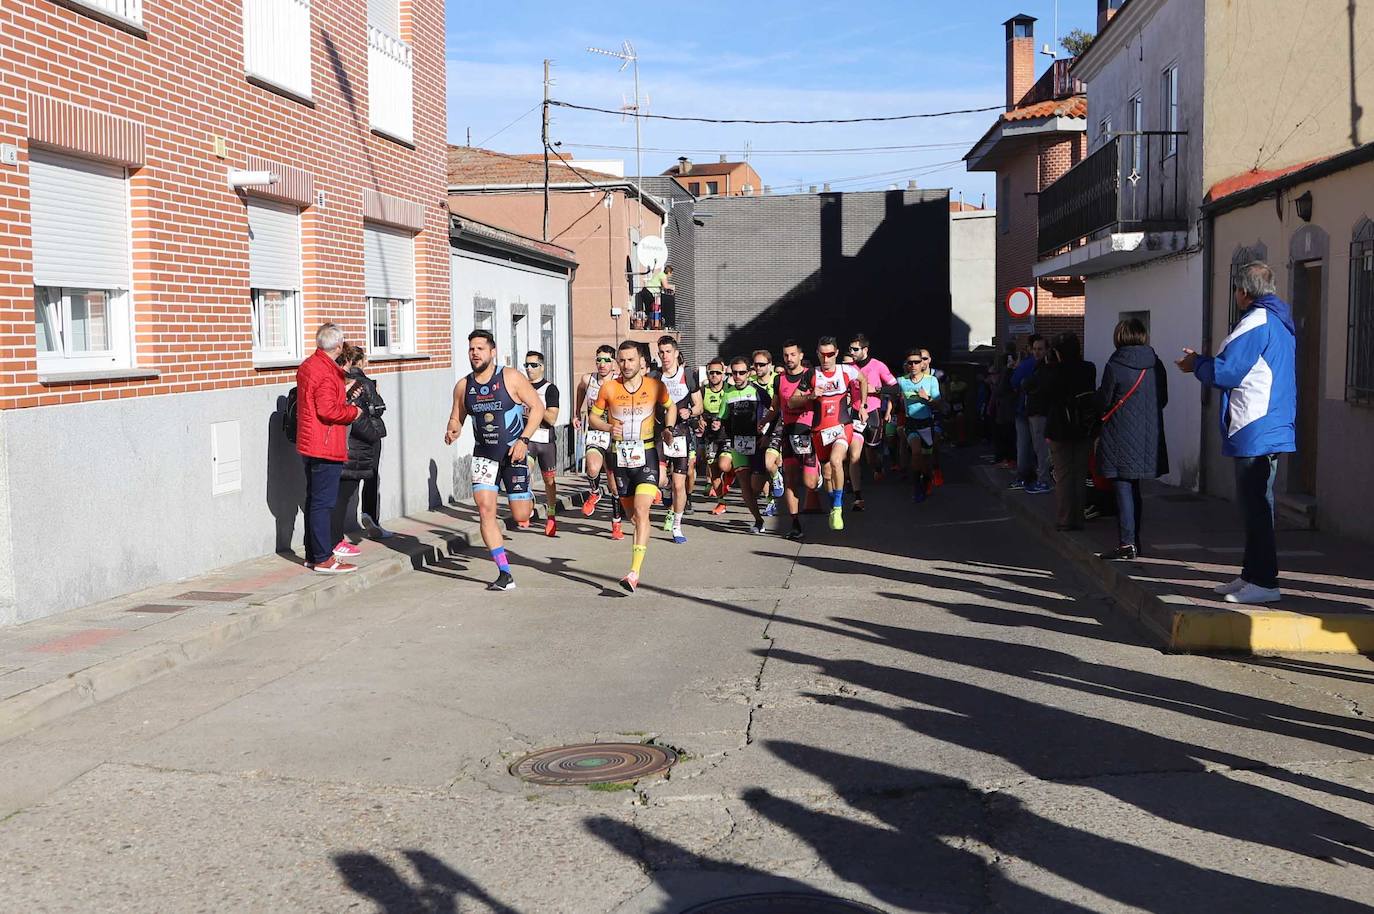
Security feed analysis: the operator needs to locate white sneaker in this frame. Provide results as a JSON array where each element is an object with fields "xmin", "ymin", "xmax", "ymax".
[
  {"xmin": 1213, "ymin": 576, "xmax": 1247, "ymax": 596},
  {"xmin": 1224, "ymin": 583, "xmax": 1281, "ymax": 605}
]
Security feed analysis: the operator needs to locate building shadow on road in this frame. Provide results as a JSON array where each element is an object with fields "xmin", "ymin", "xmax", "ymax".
[{"xmin": 334, "ymin": 850, "xmax": 522, "ymax": 914}]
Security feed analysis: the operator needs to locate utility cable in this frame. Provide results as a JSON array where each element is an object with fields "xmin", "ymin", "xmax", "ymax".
[{"xmin": 549, "ymin": 99, "xmax": 1002, "ymax": 125}]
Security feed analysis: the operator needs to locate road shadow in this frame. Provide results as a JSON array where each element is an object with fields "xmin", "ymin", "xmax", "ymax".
[{"xmin": 333, "ymin": 850, "xmax": 521, "ymax": 914}]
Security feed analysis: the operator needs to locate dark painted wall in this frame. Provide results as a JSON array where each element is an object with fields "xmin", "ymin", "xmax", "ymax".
[{"xmin": 692, "ymin": 189, "xmax": 952, "ymax": 370}]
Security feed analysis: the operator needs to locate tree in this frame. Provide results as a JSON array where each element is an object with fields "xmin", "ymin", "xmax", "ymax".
[{"xmin": 1061, "ymin": 28, "xmax": 1095, "ymax": 58}]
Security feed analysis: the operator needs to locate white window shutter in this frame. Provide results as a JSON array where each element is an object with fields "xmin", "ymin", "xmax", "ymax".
[
  {"xmin": 247, "ymin": 198, "xmax": 300, "ymax": 290},
  {"xmin": 243, "ymin": 0, "xmax": 313, "ymax": 100},
  {"xmin": 367, "ymin": 0, "xmax": 398, "ymax": 36},
  {"xmin": 363, "ymin": 224, "xmax": 414, "ymax": 299},
  {"xmin": 29, "ymin": 149, "xmax": 129, "ymax": 289}
]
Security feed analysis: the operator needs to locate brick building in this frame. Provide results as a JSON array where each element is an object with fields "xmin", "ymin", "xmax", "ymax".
[
  {"xmin": 964, "ymin": 14, "xmax": 1087, "ymax": 348},
  {"xmin": 664, "ymin": 157, "xmax": 764, "ymax": 197},
  {"xmin": 0, "ymin": 0, "xmax": 450, "ymax": 624}
]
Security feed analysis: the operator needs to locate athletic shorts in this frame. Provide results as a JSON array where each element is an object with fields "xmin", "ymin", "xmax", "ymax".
[
  {"xmin": 720, "ymin": 433, "xmax": 760, "ymax": 472},
  {"xmin": 662, "ymin": 426, "xmax": 695, "ymax": 476},
  {"xmin": 781, "ymin": 424, "xmax": 819, "ymax": 471},
  {"xmin": 861, "ymin": 421, "xmax": 884, "ymax": 448},
  {"xmin": 585, "ymin": 428, "xmax": 612, "ymax": 457},
  {"xmin": 907, "ymin": 420, "xmax": 936, "ymax": 452},
  {"xmin": 611, "ymin": 441, "xmax": 661, "ymax": 497},
  {"xmin": 470, "ymin": 451, "xmax": 532, "ymax": 501},
  {"xmin": 702, "ymin": 435, "xmax": 722, "ymax": 464},
  {"xmin": 812, "ymin": 424, "xmax": 853, "ymax": 457},
  {"xmin": 528, "ymin": 439, "xmax": 558, "ymax": 476}
]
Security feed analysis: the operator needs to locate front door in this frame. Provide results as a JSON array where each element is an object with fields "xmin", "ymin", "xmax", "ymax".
[{"xmin": 1291, "ymin": 261, "xmax": 1322, "ymax": 495}]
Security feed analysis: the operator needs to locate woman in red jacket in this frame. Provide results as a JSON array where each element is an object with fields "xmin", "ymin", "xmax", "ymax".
[{"xmin": 295, "ymin": 323, "xmax": 362, "ymax": 573}]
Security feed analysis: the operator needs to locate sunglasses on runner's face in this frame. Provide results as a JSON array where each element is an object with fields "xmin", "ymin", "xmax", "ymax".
[
  {"xmin": 906, "ymin": 359, "xmax": 922, "ymax": 366},
  {"xmin": 818, "ymin": 349, "xmax": 838, "ymax": 359},
  {"xmin": 708, "ymin": 370, "xmax": 724, "ymax": 376},
  {"xmin": 731, "ymin": 368, "xmax": 750, "ymax": 376},
  {"xmin": 524, "ymin": 362, "xmax": 542, "ymax": 369},
  {"xmin": 753, "ymin": 362, "xmax": 770, "ymax": 369},
  {"xmin": 596, "ymin": 357, "xmax": 614, "ymax": 363},
  {"xmin": 849, "ymin": 346, "xmax": 863, "ymax": 352}
]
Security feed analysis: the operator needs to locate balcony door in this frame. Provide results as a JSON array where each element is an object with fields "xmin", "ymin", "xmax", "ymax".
[{"xmin": 1121, "ymin": 94, "xmax": 1143, "ymax": 223}]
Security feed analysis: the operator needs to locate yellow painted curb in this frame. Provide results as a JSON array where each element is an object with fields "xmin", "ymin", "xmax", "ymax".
[{"xmin": 1169, "ymin": 607, "xmax": 1374, "ymax": 653}]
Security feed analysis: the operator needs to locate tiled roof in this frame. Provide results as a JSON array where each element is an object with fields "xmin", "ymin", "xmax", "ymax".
[
  {"xmin": 1001, "ymin": 95, "xmax": 1087, "ymax": 122},
  {"xmin": 1204, "ymin": 156, "xmax": 1330, "ymax": 204},
  {"xmin": 447, "ymin": 146, "xmax": 623, "ymax": 186},
  {"xmin": 451, "ymin": 212, "xmax": 577, "ymax": 265}
]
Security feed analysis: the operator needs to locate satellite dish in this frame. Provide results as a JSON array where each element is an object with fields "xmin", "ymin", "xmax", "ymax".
[{"xmin": 637, "ymin": 235, "xmax": 667, "ymax": 270}]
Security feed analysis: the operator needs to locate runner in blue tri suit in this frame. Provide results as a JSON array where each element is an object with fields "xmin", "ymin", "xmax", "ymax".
[{"xmin": 445, "ymin": 330, "xmax": 546, "ymax": 591}]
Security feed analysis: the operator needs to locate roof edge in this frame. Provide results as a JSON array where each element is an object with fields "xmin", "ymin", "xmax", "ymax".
[{"xmin": 1203, "ymin": 142, "xmax": 1374, "ymax": 215}]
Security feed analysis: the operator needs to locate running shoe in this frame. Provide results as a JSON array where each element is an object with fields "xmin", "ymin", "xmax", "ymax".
[
  {"xmin": 710, "ymin": 503, "xmax": 728, "ymax": 516},
  {"xmin": 852, "ymin": 497, "xmax": 865, "ymax": 513},
  {"xmin": 933, "ymin": 469, "xmax": 945, "ymax": 487},
  {"xmin": 1084, "ymin": 505, "xmax": 1103, "ymax": 521},
  {"xmin": 487, "ymin": 571, "xmax": 516, "ymax": 591},
  {"xmin": 771, "ymin": 475, "xmax": 784, "ymax": 498},
  {"xmin": 785, "ymin": 526, "xmax": 804, "ymax": 541},
  {"xmin": 619, "ymin": 571, "xmax": 639, "ymax": 593},
  {"xmin": 610, "ymin": 519, "xmax": 625, "ymax": 540},
  {"xmin": 333, "ymin": 540, "xmax": 361, "ymax": 558},
  {"xmin": 361, "ymin": 513, "xmax": 396, "ymax": 539},
  {"xmin": 763, "ymin": 501, "xmax": 777, "ymax": 517},
  {"xmin": 1008, "ymin": 479, "xmax": 1026, "ymax": 490},
  {"xmin": 312, "ymin": 557, "xmax": 357, "ymax": 574},
  {"xmin": 828, "ymin": 507, "xmax": 844, "ymax": 531},
  {"xmin": 545, "ymin": 517, "xmax": 557, "ymax": 537},
  {"xmin": 516, "ymin": 520, "xmax": 531, "ymax": 529},
  {"xmin": 672, "ymin": 531, "xmax": 687, "ymax": 545},
  {"xmin": 750, "ymin": 522, "xmax": 767, "ymax": 535},
  {"xmin": 582, "ymin": 491, "xmax": 601, "ymax": 516},
  {"xmin": 662, "ymin": 512, "xmax": 675, "ymax": 532},
  {"xmin": 1025, "ymin": 481, "xmax": 1052, "ymax": 495}
]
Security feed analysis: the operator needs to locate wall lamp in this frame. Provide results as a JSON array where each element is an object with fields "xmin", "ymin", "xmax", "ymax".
[{"xmin": 1295, "ymin": 190, "xmax": 1314, "ymax": 223}]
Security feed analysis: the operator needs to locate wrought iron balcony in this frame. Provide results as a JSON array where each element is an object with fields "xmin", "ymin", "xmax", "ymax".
[{"xmin": 1038, "ymin": 131, "xmax": 1188, "ymax": 258}]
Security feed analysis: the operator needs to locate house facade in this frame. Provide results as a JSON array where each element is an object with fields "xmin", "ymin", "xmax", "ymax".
[
  {"xmin": 964, "ymin": 14, "xmax": 1088, "ymax": 350},
  {"xmin": 0, "ymin": 0, "xmax": 450, "ymax": 624},
  {"xmin": 664, "ymin": 157, "xmax": 764, "ymax": 198}
]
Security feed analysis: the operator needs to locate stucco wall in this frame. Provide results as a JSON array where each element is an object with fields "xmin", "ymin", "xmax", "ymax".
[
  {"xmin": 0, "ymin": 370, "xmax": 454, "ymax": 625},
  {"xmin": 950, "ymin": 210, "xmax": 997, "ymax": 351},
  {"xmin": 1207, "ymin": 157, "xmax": 1374, "ymax": 542},
  {"xmin": 1203, "ymin": 0, "xmax": 1372, "ymax": 189}
]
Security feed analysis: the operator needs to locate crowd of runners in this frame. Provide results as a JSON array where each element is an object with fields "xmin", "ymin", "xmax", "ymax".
[{"xmin": 446, "ymin": 329, "xmax": 955, "ymax": 594}]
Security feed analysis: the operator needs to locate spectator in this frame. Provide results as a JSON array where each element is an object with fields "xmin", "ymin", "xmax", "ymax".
[
  {"xmin": 1178, "ymin": 261, "xmax": 1296, "ymax": 604},
  {"xmin": 296, "ymin": 323, "xmax": 362, "ymax": 573},
  {"xmin": 660, "ymin": 265, "xmax": 677, "ymax": 329},
  {"xmin": 1095, "ymin": 318, "xmax": 1169, "ymax": 561},
  {"xmin": 1022, "ymin": 337, "xmax": 1054, "ymax": 493},
  {"xmin": 332, "ymin": 344, "xmax": 391, "ymax": 550},
  {"xmin": 1009, "ymin": 335, "xmax": 1046, "ymax": 490},
  {"xmin": 992, "ymin": 353, "xmax": 1018, "ymax": 467},
  {"xmin": 1043, "ymin": 332, "xmax": 1097, "ymax": 530}
]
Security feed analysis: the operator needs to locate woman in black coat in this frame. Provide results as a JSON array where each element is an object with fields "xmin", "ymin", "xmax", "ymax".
[
  {"xmin": 332, "ymin": 344, "xmax": 391, "ymax": 548},
  {"xmin": 1095, "ymin": 318, "xmax": 1168, "ymax": 560},
  {"xmin": 1042, "ymin": 332, "xmax": 1097, "ymax": 531}
]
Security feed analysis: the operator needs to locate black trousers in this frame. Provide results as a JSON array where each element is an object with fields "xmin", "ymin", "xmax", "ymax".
[{"xmin": 331, "ymin": 473, "xmax": 380, "ymax": 544}]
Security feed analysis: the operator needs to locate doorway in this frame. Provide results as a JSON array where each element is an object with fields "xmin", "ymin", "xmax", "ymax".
[{"xmin": 1290, "ymin": 260, "xmax": 1322, "ymax": 496}]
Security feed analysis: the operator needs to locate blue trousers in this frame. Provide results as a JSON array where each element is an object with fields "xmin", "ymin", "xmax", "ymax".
[
  {"xmin": 303, "ymin": 457, "xmax": 344, "ymax": 565},
  {"xmin": 1236, "ymin": 455, "xmax": 1279, "ymax": 589}
]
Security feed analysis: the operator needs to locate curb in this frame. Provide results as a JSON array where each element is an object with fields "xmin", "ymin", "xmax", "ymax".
[
  {"xmin": 969, "ymin": 465, "xmax": 1374, "ymax": 654},
  {"xmin": 0, "ymin": 520, "xmax": 476, "ymax": 745}
]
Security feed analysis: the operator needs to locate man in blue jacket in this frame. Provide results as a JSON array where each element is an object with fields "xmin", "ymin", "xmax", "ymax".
[{"xmin": 1178, "ymin": 261, "xmax": 1297, "ymax": 604}]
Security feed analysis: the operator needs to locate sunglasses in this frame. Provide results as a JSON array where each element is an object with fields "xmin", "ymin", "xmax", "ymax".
[
  {"xmin": 730, "ymin": 368, "xmax": 750, "ymax": 375},
  {"xmin": 707, "ymin": 370, "xmax": 724, "ymax": 376},
  {"xmin": 524, "ymin": 362, "xmax": 543, "ymax": 369},
  {"xmin": 818, "ymin": 350, "xmax": 838, "ymax": 359},
  {"xmin": 848, "ymin": 346, "xmax": 863, "ymax": 352},
  {"xmin": 596, "ymin": 357, "xmax": 614, "ymax": 363},
  {"xmin": 753, "ymin": 362, "xmax": 770, "ymax": 369},
  {"xmin": 905, "ymin": 359, "xmax": 922, "ymax": 366}
]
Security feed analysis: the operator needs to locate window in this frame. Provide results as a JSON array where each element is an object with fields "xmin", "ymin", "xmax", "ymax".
[
  {"xmin": 1348, "ymin": 219, "xmax": 1374, "ymax": 403},
  {"xmin": 688, "ymin": 182, "xmax": 700, "ymax": 195},
  {"xmin": 247, "ymin": 199, "xmax": 302, "ymax": 360},
  {"xmin": 1013, "ymin": 20, "xmax": 1032, "ymax": 38},
  {"xmin": 540, "ymin": 307, "xmax": 556, "ymax": 381},
  {"xmin": 1128, "ymin": 94, "xmax": 1143, "ymax": 174},
  {"xmin": 998, "ymin": 175, "xmax": 1010, "ymax": 234},
  {"xmin": 69, "ymin": 0, "xmax": 142, "ymax": 28},
  {"xmin": 363, "ymin": 223, "xmax": 416, "ymax": 355},
  {"xmin": 368, "ymin": 20, "xmax": 413, "ymax": 143},
  {"xmin": 474, "ymin": 295, "xmax": 495, "ymax": 333},
  {"xmin": 243, "ymin": 0, "xmax": 313, "ymax": 101},
  {"xmin": 29, "ymin": 149, "xmax": 132, "ymax": 371},
  {"xmin": 1162, "ymin": 65, "xmax": 1180, "ymax": 156},
  {"xmin": 1097, "ymin": 117, "xmax": 1112, "ymax": 148},
  {"xmin": 706, "ymin": 181, "xmax": 719, "ymax": 195}
]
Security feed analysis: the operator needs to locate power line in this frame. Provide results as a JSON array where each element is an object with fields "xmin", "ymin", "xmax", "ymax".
[
  {"xmin": 549, "ymin": 99, "xmax": 1002, "ymax": 125},
  {"xmin": 561, "ymin": 140, "xmax": 974, "ymax": 157},
  {"xmin": 477, "ymin": 102, "xmax": 541, "ymax": 148}
]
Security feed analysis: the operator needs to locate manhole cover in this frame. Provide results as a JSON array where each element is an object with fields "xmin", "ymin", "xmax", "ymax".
[
  {"xmin": 509, "ymin": 742, "xmax": 676, "ymax": 786},
  {"xmin": 682, "ymin": 895, "xmax": 886, "ymax": 914}
]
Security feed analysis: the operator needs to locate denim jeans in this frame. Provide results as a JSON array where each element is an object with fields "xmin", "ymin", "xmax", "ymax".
[
  {"xmin": 1236, "ymin": 454, "xmax": 1279, "ymax": 589},
  {"xmin": 303, "ymin": 456, "xmax": 344, "ymax": 565},
  {"xmin": 1113, "ymin": 478, "xmax": 1143, "ymax": 549},
  {"xmin": 1028, "ymin": 415, "xmax": 1052, "ymax": 486},
  {"xmin": 1015, "ymin": 416, "xmax": 1033, "ymax": 482}
]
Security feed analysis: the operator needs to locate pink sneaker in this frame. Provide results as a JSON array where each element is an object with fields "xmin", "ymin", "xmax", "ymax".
[{"xmin": 333, "ymin": 540, "xmax": 361, "ymax": 558}]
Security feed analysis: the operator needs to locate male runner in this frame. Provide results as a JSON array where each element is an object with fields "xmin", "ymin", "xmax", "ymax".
[
  {"xmin": 751, "ymin": 349, "xmax": 785, "ymax": 514},
  {"xmin": 653, "ymin": 336, "xmax": 702, "ymax": 544},
  {"xmin": 589, "ymin": 340, "xmax": 674, "ymax": 593},
  {"xmin": 523, "ymin": 350, "xmax": 560, "ymax": 537},
  {"xmin": 898, "ymin": 348, "xmax": 941, "ymax": 502},
  {"xmin": 775, "ymin": 339, "xmax": 820, "ymax": 540},
  {"xmin": 700, "ymin": 359, "xmax": 730, "ymax": 515},
  {"xmin": 575, "ymin": 345, "xmax": 624, "ymax": 538},
  {"xmin": 847, "ymin": 333, "xmax": 897, "ymax": 507},
  {"xmin": 790, "ymin": 336, "xmax": 866, "ymax": 531},
  {"xmin": 709, "ymin": 355, "xmax": 769, "ymax": 534},
  {"xmin": 445, "ymin": 330, "xmax": 545, "ymax": 591}
]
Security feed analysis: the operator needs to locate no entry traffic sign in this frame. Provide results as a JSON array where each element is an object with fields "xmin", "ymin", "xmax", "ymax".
[{"xmin": 1005, "ymin": 286, "xmax": 1035, "ymax": 320}]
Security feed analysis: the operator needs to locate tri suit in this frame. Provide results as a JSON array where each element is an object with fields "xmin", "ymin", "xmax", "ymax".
[
  {"xmin": 653, "ymin": 364, "xmax": 699, "ymax": 476},
  {"xmin": 464, "ymin": 367, "xmax": 532, "ymax": 501},
  {"xmin": 593, "ymin": 375, "xmax": 673, "ymax": 497}
]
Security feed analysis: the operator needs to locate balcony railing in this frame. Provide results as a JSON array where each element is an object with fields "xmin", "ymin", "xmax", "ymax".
[
  {"xmin": 368, "ymin": 24, "xmax": 413, "ymax": 144},
  {"xmin": 1022, "ymin": 58, "xmax": 1084, "ymax": 106},
  {"xmin": 1038, "ymin": 131, "xmax": 1188, "ymax": 258},
  {"xmin": 71, "ymin": 0, "xmax": 143, "ymax": 25}
]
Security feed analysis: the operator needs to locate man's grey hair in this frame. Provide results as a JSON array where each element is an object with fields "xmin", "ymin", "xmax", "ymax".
[
  {"xmin": 316, "ymin": 322, "xmax": 344, "ymax": 351},
  {"xmin": 1237, "ymin": 261, "xmax": 1277, "ymax": 299}
]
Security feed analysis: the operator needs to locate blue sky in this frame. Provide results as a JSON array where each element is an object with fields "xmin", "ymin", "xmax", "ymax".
[{"xmin": 446, "ymin": 1, "xmax": 1096, "ymax": 204}]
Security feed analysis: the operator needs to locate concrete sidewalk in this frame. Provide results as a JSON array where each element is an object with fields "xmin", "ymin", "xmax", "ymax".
[{"xmin": 972, "ymin": 459, "xmax": 1374, "ymax": 653}]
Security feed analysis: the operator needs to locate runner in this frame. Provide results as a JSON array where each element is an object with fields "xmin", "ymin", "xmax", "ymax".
[
  {"xmin": 522, "ymin": 350, "xmax": 560, "ymax": 537},
  {"xmin": 588, "ymin": 340, "xmax": 675, "ymax": 593},
  {"xmin": 653, "ymin": 336, "xmax": 702, "ymax": 544},
  {"xmin": 751, "ymin": 349, "xmax": 785, "ymax": 516},
  {"xmin": 444, "ymin": 330, "xmax": 546, "ymax": 591},
  {"xmin": 898, "ymin": 348, "xmax": 941, "ymax": 502},
  {"xmin": 708, "ymin": 355, "xmax": 769, "ymax": 534},
  {"xmin": 847, "ymin": 333, "xmax": 897, "ymax": 507},
  {"xmin": 790, "ymin": 337, "xmax": 866, "ymax": 531},
  {"xmin": 574, "ymin": 345, "xmax": 624, "ymax": 539},
  {"xmin": 699, "ymin": 358, "xmax": 730, "ymax": 515},
  {"xmin": 775, "ymin": 339, "xmax": 821, "ymax": 540}
]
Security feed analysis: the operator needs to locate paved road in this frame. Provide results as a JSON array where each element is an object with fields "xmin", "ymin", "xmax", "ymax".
[{"xmin": 2, "ymin": 460, "xmax": 1373, "ymax": 913}]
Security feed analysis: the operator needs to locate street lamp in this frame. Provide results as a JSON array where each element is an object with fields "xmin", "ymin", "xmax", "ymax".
[{"xmin": 586, "ymin": 41, "xmax": 643, "ymax": 234}]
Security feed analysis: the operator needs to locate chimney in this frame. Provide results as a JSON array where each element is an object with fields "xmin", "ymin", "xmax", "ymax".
[
  {"xmin": 1097, "ymin": 0, "xmax": 1119, "ymax": 34},
  {"xmin": 907, "ymin": 180, "xmax": 918, "ymax": 191},
  {"xmin": 677, "ymin": 156, "xmax": 692, "ymax": 175},
  {"xmin": 822, "ymin": 183, "xmax": 831, "ymax": 192},
  {"xmin": 1004, "ymin": 14, "xmax": 1037, "ymax": 109},
  {"xmin": 763, "ymin": 185, "xmax": 771, "ymax": 195},
  {"xmin": 808, "ymin": 185, "xmax": 817, "ymax": 194},
  {"xmin": 719, "ymin": 154, "xmax": 728, "ymax": 164}
]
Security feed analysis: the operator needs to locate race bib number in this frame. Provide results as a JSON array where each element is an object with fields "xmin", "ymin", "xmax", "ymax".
[
  {"xmin": 616, "ymin": 440, "xmax": 647, "ymax": 468},
  {"xmin": 733, "ymin": 436, "xmax": 757, "ymax": 456},
  {"xmin": 531, "ymin": 427, "xmax": 550, "ymax": 444},
  {"xmin": 789, "ymin": 433, "xmax": 813, "ymax": 455},
  {"xmin": 586, "ymin": 429, "xmax": 611, "ymax": 449},
  {"xmin": 663, "ymin": 436, "xmax": 688, "ymax": 458},
  {"xmin": 819, "ymin": 425, "xmax": 846, "ymax": 447},
  {"xmin": 471, "ymin": 456, "xmax": 500, "ymax": 487},
  {"xmin": 851, "ymin": 418, "xmax": 867, "ymax": 434}
]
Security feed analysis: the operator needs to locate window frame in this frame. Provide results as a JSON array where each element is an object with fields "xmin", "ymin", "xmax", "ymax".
[
  {"xmin": 706, "ymin": 181, "xmax": 719, "ymax": 195},
  {"xmin": 250, "ymin": 288, "xmax": 302, "ymax": 362},
  {"xmin": 367, "ymin": 295, "xmax": 414, "ymax": 356},
  {"xmin": 34, "ymin": 286, "xmax": 130, "ymax": 370},
  {"xmin": 1347, "ymin": 219, "xmax": 1374, "ymax": 404},
  {"xmin": 1162, "ymin": 64, "xmax": 1180, "ymax": 157}
]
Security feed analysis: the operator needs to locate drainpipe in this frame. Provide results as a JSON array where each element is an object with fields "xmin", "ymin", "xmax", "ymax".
[{"xmin": 1198, "ymin": 208, "xmax": 1215, "ymax": 495}]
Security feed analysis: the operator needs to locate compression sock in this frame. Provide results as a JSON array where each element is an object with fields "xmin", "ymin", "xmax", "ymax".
[
  {"xmin": 612, "ymin": 497, "xmax": 624, "ymax": 520},
  {"xmin": 831, "ymin": 489, "xmax": 844, "ymax": 509},
  {"xmin": 490, "ymin": 547, "xmax": 511, "ymax": 573},
  {"xmin": 631, "ymin": 544, "xmax": 647, "ymax": 575}
]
